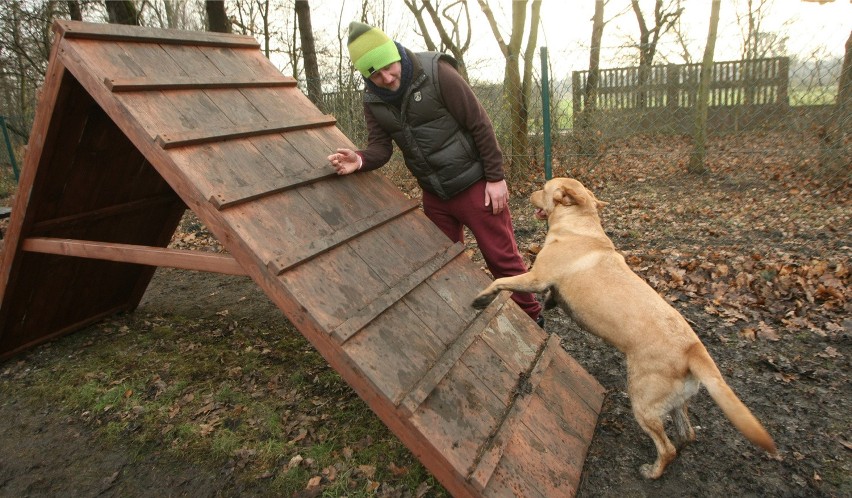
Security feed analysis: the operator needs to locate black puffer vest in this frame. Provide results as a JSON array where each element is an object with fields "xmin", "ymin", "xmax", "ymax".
[{"xmin": 365, "ymin": 52, "xmax": 483, "ymax": 200}]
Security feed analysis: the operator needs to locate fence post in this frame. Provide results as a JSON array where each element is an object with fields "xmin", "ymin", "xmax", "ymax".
[
  {"xmin": 540, "ymin": 47, "xmax": 552, "ymax": 180},
  {"xmin": 572, "ymin": 71, "xmax": 582, "ymax": 130},
  {"xmin": 0, "ymin": 116, "xmax": 19, "ymax": 182},
  {"xmin": 778, "ymin": 57, "xmax": 790, "ymax": 105}
]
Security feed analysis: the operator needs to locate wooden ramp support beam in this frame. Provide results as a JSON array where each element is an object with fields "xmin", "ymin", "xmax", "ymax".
[
  {"xmin": 21, "ymin": 237, "xmax": 246, "ymax": 276},
  {"xmin": 0, "ymin": 20, "xmax": 606, "ymax": 498}
]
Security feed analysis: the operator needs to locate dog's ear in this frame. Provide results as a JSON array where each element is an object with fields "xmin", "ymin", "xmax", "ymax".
[
  {"xmin": 553, "ymin": 186, "xmax": 585, "ymax": 206},
  {"xmin": 586, "ymin": 189, "xmax": 609, "ymax": 211}
]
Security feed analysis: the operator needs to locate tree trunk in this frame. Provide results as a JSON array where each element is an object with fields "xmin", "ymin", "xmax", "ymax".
[
  {"xmin": 632, "ymin": 0, "xmax": 682, "ymax": 109},
  {"xmin": 106, "ymin": 1, "xmax": 139, "ymax": 25},
  {"xmin": 205, "ymin": 1, "xmax": 231, "ymax": 33},
  {"xmin": 819, "ymin": 29, "xmax": 852, "ymax": 177},
  {"xmin": 688, "ymin": 0, "xmax": 720, "ymax": 174},
  {"xmin": 476, "ymin": 0, "xmax": 541, "ymax": 174},
  {"xmin": 67, "ymin": 1, "xmax": 82, "ymax": 21},
  {"xmin": 632, "ymin": 0, "xmax": 652, "ymax": 108},
  {"xmin": 579, "ymin": 0, "xmax": 604, "ymax": 156},
  {"xmin": 295, "ymin": 0, "xmax": 323, "ymax": 111}
]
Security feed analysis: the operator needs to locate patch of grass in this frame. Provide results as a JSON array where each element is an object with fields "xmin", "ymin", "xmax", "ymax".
[{"xmin": 4, "ymin": 307, "xmax": 449, "ymax": 495}]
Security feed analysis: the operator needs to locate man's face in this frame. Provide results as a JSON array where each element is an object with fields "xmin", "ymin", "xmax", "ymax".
[{"xmin": 368, "ymin": 61, "xmax": 402, "ymax": 91}]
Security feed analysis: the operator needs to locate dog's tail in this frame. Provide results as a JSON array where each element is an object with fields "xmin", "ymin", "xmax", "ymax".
[{"xmin": 687, "ymin": 343, "xmax": 778, "ymax": 455}]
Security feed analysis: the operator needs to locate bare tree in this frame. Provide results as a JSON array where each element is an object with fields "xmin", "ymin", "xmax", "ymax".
[
  {"xmin": 736, "ymin": 0, "xmax": 789, "ymax": 61},
  {"xmin": 295, "ymin": 0, "xmax": 323, "ymax": 109},
  {"xmin": 631, "ymin": 0, "xmax": 682, "ymax": 107},
  {"xmin": 205, "ymin": 0, "xmax": 231, "ymax": 33},
  {"xmin": 476, "ymin": 0, "xmax": 542, "ymax": 173},
  {"xmin": 688, "ymin": 0, "xmax": 721, "ymax": 174},
  {"xmin": 669, "ymin": 0, "xmax": 694, "ymax": 63},
  {"xmin": 0, "ymin": 1, "xmax": 64, "ymax": 125},
  {"xmin": 403, "ymin": 0, "xmax": 471, "ymax": 80}
]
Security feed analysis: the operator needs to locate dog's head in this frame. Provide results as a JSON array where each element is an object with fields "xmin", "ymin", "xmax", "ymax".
[{"xmin": 530, "ymin": 177, "xmax": 607, "ymax": 220}]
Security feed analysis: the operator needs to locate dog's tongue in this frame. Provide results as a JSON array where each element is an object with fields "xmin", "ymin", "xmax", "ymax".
[{"xmin": 534, "ymin": 208, "xmax": 547, "ymax": 220}]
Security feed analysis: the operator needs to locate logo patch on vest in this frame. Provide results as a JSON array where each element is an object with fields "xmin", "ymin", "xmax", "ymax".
[{"xmin": 414, "ymin": 91, "xmax": 422, "ymax": 102}]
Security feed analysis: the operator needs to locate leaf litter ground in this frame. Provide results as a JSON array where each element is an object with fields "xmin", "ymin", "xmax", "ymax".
[{"xmin": 0, "ymin": 132, "xmax": 849, "ymax": 497}]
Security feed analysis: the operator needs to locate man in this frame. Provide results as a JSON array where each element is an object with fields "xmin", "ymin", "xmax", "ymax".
[{"xmin": 328, "ymin": 21, "xmax": 543, "ymax": 327}]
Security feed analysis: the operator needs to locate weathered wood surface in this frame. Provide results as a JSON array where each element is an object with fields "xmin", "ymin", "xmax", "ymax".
[{"xmin": 0, "ymin": 21, "xmax": 605, "ymax": 497}]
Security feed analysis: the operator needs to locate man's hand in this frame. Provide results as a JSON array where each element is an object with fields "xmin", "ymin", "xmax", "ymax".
[
  {"xmin": 327, "ymin": 148, "xmax": 362, "ymax": 175},
  {"xmin": 484, "ymin": 180, "xmax": 509, "ymax": 215}
]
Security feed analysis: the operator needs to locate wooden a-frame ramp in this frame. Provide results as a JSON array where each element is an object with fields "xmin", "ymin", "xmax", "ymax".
[{"xmin": 0, "ymin": 21, "xmax": 604, "ymax": 497}]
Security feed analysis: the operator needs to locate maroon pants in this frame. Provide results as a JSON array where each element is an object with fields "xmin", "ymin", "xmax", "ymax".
[{"xmin": 422, "ymin": 180, "xmax": 542, "ymax": 320}]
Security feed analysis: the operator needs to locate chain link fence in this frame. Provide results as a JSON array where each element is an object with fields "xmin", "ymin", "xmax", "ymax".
[
  {"xmin": 318, "ymin": 34, "xmax": 850, "ymax": 260},
  {"xmin": 0, "ymin": 115, "xmax": 26, "ymax": 196}
]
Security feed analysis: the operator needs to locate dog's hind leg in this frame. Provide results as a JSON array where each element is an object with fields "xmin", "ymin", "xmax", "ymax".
[
  {"xmin": 634, "ymin": 412, "xmax": 677, "ymax": 479},
  {"xmin": 670, "ymin": 404, "xmax": 696, "ymax": 447},
  {"xmin": 629, "ymin": 375, "xmax": 679, "ymax": 479}
]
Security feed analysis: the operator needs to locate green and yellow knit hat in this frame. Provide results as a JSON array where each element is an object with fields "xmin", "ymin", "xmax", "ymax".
[{"xmin": 347, "ymin": 21, "xmax": 401, "ymax": 78}]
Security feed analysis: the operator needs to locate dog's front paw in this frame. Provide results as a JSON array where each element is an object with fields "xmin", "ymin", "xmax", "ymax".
[
  {"xmin": 471, "ymin": 293, "xmax": 495, "ymax": 309},
  {"xmin": 639, "ymin": 462, "xmax": 664, "ymax": 480}
]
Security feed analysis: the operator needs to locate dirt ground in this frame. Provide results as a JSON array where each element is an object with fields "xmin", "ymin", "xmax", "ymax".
[{"xmin": 1, "ymin": 133, "xmax": 850, "ymax": 497}]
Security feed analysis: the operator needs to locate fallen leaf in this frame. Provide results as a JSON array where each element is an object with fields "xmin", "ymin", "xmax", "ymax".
[
  {"xmin": 358, "ymin": 464, "xmax": 376, "ymax": 478},
  {"xmin": 416, "ymin": 481, "xmax": 432, "ymax": 498},
  {"xmin": 816, "ymin": 346, "xmax": 843, "ymax": 359},
  {"xmin": 289, "ymin": 428, "xmax": 308, "ymax": 444},
  {"xmin": 388, "ymin": 462, "xmax": 408, "ymax": 476},
  {"xmin": 757, "ymin": 322, "xmax": 780, "ymax": 341},
  {"xmin": 322, "ymin": 465, "xmax": 337, "ymax": 481},
  {"xmin": 288, "ymin": 454, "xmax": 303, "ymax": 470},
  {"xmin": 306, "ymin": 476, "xmax": 322, "ymax": 488}
]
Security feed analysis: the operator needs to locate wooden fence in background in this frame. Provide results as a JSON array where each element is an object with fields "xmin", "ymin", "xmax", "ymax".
[{"xmin": 572, "ymin": 57, "xmax": 791, "ymax": 134}]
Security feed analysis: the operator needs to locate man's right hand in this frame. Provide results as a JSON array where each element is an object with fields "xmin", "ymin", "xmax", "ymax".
[{"xmin": 327, "ymin": 148, "xmax": 362, "ymax": 175}]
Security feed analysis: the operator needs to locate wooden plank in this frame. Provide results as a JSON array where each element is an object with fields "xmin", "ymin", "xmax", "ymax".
[
  {"xmin": 516, "ymin": 395, "xmax": 589, "ymax": 491},
  {"xmin": 483, "ymin": 423, "xmax": 564, "ymax": 498},
  {"xmin": 210, "ymin": 168, "xmax": 336, "ymax": 210},
  {"xmin": 535, "ymin": 347, "xmax": 606, "ymax": 434},
  {"xmin": 1, "ymin": 302, "xmax": 131, "ymax": 361},
  {"xmin": 268, "ymin": 198, "xmax": 421, "ymax": 274},
  {"xmin": 460, "ymin": 333, "xmax": 525, "ymax": 408},
  {"xmin": 155, "ymin": 115, "xmax": 337, "ymax": 149},
  {"xmin": 340, "ymin": 299, "xmax": 446, "ymax": 404},
  {"xmin": 106, "ymin": 75, "xmax": 296, "ymax": 92},
  {"xmin": 468, "ymin": 334, "xmax": 561, "ymax": 491},
  {"xmin": 332, "ymin": 242, "xmax": 465, "ymax": 343},
  {"xmin": 31, "ymin": 194, "xmax": 181, "ymax": 233},
  {"xmin": 398, "ymin": 292, "xmax": 511, "ymax": 414},
  {"xmin": 479, "ymin": 303, "xmax": 546, "ymax": 375},
  {"xmin": 55, "ymin": 20, "xmax": 259, "ymax": 48},
  {"xmin": 21, "ymin": 237, "xmax": 246, "ymax": 275},
  {"xmin": 410, "ymin": 360, "xmax": 508, "ymax": 475}
]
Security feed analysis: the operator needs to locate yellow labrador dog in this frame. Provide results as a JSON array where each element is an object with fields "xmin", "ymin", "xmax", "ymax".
[{"xmin": 472, "ymin": 177, "xmax": 777, "ymax": 479}]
